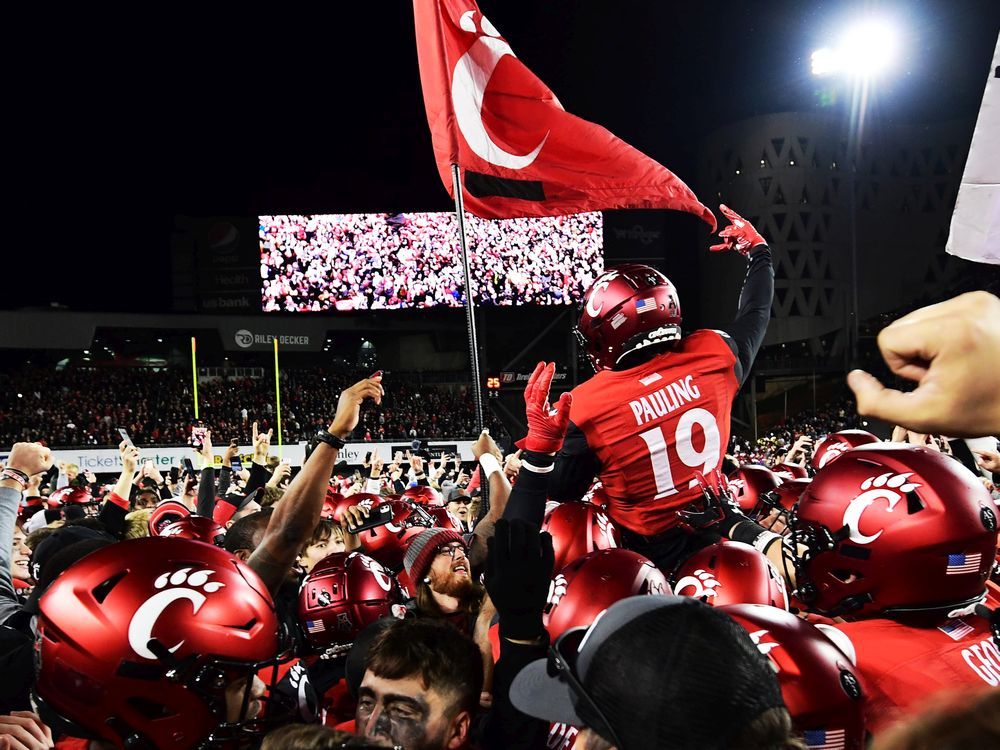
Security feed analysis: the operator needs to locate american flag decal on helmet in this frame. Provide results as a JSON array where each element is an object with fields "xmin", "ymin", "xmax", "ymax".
[
  {"xmin": 803, "ymin": 728, "xmax": 845, "ymax": 750},
  {"xmin": 305, "ymin": 619, "xmax": 325, "ymax": 634},
  {"xmin": 945, "ymin": 553, "xmax": 981, "ymax": 575}
]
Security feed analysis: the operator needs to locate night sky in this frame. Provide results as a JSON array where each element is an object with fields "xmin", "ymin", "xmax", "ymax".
[{"xmin": 8, "ymin": 0, "xmax": 997, "ymax": 313}]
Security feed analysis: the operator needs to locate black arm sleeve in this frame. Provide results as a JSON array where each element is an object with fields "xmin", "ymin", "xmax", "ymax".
[
  {"xmin": 722, "ymin": 244, "xmax": 774, "ymax": 386},
  {"xmin": 502, "ymin": 453, "xmax": 554, "ymax": 528},
  {"xmin": 548, "ymin": 422, "xmax": 600, "ymax": 504},
  {"xmin": 478, "ymin": 638, "xmax": 550, "ymax": 750},
  {"xmin": 97, "ymin": 500, "xmax": 127, "ymax": 539},
  {"xmin": 197, "ymin": 467, "xmax": 215, "ymax": 517},
  {"xmin": 245, "ymin": 463, "xmax": 270, "ymax": 496},
  {"xmin": 216, "ymin": 466, "xmax": 233, "ymax": 497}
]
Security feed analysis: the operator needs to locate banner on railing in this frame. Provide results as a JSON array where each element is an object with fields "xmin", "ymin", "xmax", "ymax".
[{"xmin": 1, "ymin": 440, "xmax": 479, "ymax": 474}]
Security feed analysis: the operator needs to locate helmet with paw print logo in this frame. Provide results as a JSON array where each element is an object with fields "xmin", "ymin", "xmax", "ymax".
[
  {"xmin": 297, "ymin": 552, "xmax": 405, "ymax": 654},
  {"xmin": 790, "ymin": 444, "xmax": 998, "ymax": 620},
  {"xmin": 543, "ymin": 549, "xmax": 670, "ymax": 640},
  {"xmin": 673, "ymin": 540, "xmax": 789, "ymax": 610},
  {"xmin": 35, "ymin": 537, "xmax": 291, "ymax": 750},
  {"xmin": 541, "ymin": 501, "xmax": 621, "ymax": 574}
]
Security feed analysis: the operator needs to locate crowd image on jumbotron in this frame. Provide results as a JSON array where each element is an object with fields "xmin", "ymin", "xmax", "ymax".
[{"xmin": 3, "ymin": 2, "xmax": 1000, "ymax": 750}]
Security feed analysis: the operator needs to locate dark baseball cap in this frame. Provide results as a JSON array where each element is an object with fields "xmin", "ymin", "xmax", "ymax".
[
  {"xmin": 510, "ymin": 596, "xmax": 785, "ymax": 750},
  {"xmin": 24, "ymin": 526, "xmax": 115, "ymax": 614}
]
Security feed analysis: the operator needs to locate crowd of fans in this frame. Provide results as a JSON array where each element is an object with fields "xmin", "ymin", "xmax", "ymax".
[
  {"xmin": 0, "ymin": 366, "xmax": 507, "ymax": 448},
  {"xmin": 730, "ymin": 396, "xmax": 865, "ymax": 466},
  {"xmin": 260, "ymin": 212, "xmax": 604, "ymax": 312}
]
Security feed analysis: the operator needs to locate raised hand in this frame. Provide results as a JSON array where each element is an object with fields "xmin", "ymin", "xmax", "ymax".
[
  {"xmin": 709, "ymin": 204, "xmax": 766, "ymax": 256},
  {"xmin": 223, "ymin": 438, "xmax": 240, "ymax": 465},
  {"xmin": 252, "ymin": 422, "xmax": 273, "ymax": 464},
  {"xmin": 503, "ymin": 449, "xmax": 523, "ymax": 480},
  {"xmin": 516, "ymin": 362, "xmax": 572, "ymax": 455},
  {"xmin": 848, "ymin": 292, "xmax": 1000, "ymax": 437},
  {"xmin": 329, "ymin": 374, "xmax": 384, "ymax": 439},
  {"xmin": 484, "ymin": 519, "xmax": 555, "ymax": 641},
  {"xmin": 267, "ymin": 460, "xmax": 292, "ymax": 487},
  {"xmin": 4, "ymin": 443, "xmax": 53, "ymax": 478},
  {"xmin": 472, "ymin": 429, "xmax": 503, "ymax": 462},
  {"xmin": 119, "ymin": 441, "xmax": 140, "ymax": 477}
]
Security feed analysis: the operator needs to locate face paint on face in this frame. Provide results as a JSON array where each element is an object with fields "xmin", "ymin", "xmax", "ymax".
[{"xmin": 357, "ymin": 672, "xmax": 460, "ymax": 750}]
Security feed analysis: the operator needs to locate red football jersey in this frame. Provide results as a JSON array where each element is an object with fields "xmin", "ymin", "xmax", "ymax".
[
  {"xmin": 833, "ymin": 615, "xmax": 1000, "ymax": 735},
  {"xmin": 569, "ymin": 329, "xmax": 739, "ymax": 535}
]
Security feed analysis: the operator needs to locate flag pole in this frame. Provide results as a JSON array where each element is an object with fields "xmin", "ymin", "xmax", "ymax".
[
  {"xmin": 273, "ymin": 337, "xmax": 283, "ymax": 459},
  {"xmin": 191, "ymin": 337, "xmax": 199, "ymax": 420},
  {"xmin": 451, "ymin": 164, "xmax": 485, "ymax": 434}
]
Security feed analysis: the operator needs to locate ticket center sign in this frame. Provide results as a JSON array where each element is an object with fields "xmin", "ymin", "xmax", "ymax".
[{"xmin": 12, "ymin": 440, "xmax": 478, "ymax": 474}]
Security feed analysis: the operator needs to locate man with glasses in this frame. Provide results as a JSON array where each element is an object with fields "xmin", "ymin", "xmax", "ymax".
[{"xmin": 402, "ymin": 528, "xmax": 484, "ymax": 634}]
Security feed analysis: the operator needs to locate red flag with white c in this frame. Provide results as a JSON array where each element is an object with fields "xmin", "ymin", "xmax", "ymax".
[{"xmin": 413, "ymin": 0, "xmax": 716, "ymax": 228}]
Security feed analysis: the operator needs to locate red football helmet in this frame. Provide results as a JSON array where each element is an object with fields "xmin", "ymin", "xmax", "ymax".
[
  {"xmin": 321, "ymin": 490, "xmax": 345, "ymax": 521},
  {"xmin": 580, "ymin": 481, "xmax": 610, "ymax": 509},
  {"xmin": 543, "ymin": 549, "xmax": 670, "ymax": 640},
  {"xmin": 772, "ymin": 462, "xmax": 810, "ymax": 480},
  {"xmin": 673, "ymin": 541, "xmax": 789, "ymax": 610},
  {"xmin": 576, "ymin": 264, "xmax": 683, "ymax": 371},
  {"xmin": 148, "ymin": 500, "xmax": 192, "ymax": 536},
  {"xmin": 789, "ymin": 444, "xmax": 999, "ymax": 620},
  {"xmin": 35, "ymin": 537, "xmax": 290, "ymax": 749},
  {"xmin": 159, "ymin": 515, "xmax": 227, "ymax": 546},
  {"xmin": 48, "ymin": 486, "xmax": 94, "ymax": 507},
  {"xmin": 357, "ymin": 498, "xmax": 434, "ymax": 571},
  {"xmin": 728, "ymin": 464, "xmax": 784, "ymax": 516},
  {"xmin": 298, "ymin": 552, "xmax": 405, "ymax": 654},
  {"xmin": 425, "ymin": 506, "xmax": 465, "ymax": 533},
  {"xmin": 811, "ymin": 430, "xmax": 880, "ymax": 470},
  {"xmin": 722, "ymin": 604, "xmax": 866, "ymax": 750},
  {"xmin": 402, "ymin": 485, "xmax": 444, "ymax": 507},
  {"xmin": 327, "ymin": 491, "xmax": 380, "ymax": 526},
  {"xmin": 541, "ymin": 501, "xmax": 620, "ymax": 573}
]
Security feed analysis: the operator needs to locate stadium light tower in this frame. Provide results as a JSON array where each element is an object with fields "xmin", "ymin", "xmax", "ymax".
[
  {"xmin": 811, "ymin": 18, "xmax": 900, "ymax": 79},
  {"xmin": 810, "ymin": 16, "xmax": 901, "ymax": 365}
]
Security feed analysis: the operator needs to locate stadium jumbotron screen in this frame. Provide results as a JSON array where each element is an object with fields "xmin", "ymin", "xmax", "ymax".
[{"xmin": 260, "ymin": 212, "xmax": 603, "ymax": 312}]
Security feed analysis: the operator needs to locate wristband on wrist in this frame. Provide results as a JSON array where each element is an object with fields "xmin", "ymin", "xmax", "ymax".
[
  {"xmin": 315, "ymin": 430, "xmax": 347, "ymax": 450},
  {"xmin": 478, "ymin": 453, "xmax": 502, "ymax": 479},
  {"xmin": 521, "ymin": 459, "xmax": 554, "ymax": 474},
  {"xmin": 1, "ymin": 468, "xmax": 29, "ymax": 491}
]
